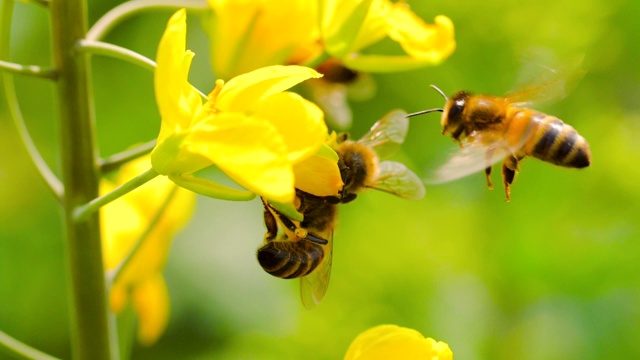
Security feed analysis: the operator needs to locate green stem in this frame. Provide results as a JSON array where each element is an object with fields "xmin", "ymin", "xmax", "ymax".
[
  {"xmin": 77, "ymin": 39, "xmax": 208, "ymax": 99},
  {"xmin": 99, "ymin": 139, "xmax": 157, "ymax": 174},
  {"xmin": 77, "ymin": 39, "xmax": 156, "ymax": 72},
  {"xmin": 50, "ymin": 0, "xmax": 111, "ymax": 358},
  {"xmin": 0, "ymin": 0, "xmax": 64, "ymax": 203},
  {"xmin": 106, "ymin": 185, "xmax": 179, "ymax": 285},
  {"xmin": 0, "ymin": 59, "xmax": 58, "ymax": 79},
  {"xmin": 86, "ymin": 0, "xmax": 208, "ymax": 41},
  {"xmin": 0, "ymin": 330, "xmax": 61, "ymax": 360},
  {"xmin": 74, "ymin": 168, "xmax": 159, "ymax": 222}
]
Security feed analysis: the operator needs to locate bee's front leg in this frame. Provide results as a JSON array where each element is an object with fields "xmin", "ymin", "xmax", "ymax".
[
  {"xmin": 261, "ymin": 198, "xmax": 278, "ymax": 243},
  {"xmin": 485, "ymin": 166, "xmax": 494, "ymax": 190}
]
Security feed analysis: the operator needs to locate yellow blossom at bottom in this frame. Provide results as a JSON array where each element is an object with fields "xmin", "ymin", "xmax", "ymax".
[
  {"xmin": 345, "ymin": 325, "xmax": 453, "ymax": 360},
  {"xmin": 101, "ymin": 155, "xmax": 196, "ymax": 345}
]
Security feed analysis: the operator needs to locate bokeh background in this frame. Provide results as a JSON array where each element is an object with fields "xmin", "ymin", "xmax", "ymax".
[{"xmin": 2, "ymin": 0, "xmax": 639, "ymax": 359}]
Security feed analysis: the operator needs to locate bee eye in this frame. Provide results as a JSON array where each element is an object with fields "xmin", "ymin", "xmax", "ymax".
[{"xmin": 448, "ymin": 98, "xmax": 465, "ymax": 120}]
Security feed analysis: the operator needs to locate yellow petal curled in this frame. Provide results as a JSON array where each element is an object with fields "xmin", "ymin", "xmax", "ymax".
[
  {"xmin": 154, "ymin": 9, "xmax": 202, "ymax": 139},
  {"xmin": 345, "ymin": 325, "xmax": 453, "ymax": 360},
  {"xmin": 386, "ymin": 12, "xmax": 456, "ymax": 64},
  {"xmin": 215, "ymin": 65, "xmax": 322, "ymax": 112},
  {"xmin": 293, "ymin": 144, "xmax": 343, "ymax": 196},
  {"xmin": 252, "ymin": 91, "xmax": 326, "ymax": 163}
]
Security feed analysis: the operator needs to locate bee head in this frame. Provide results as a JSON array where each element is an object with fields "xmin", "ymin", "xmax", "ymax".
[{"xmin": 442, "ymin": 91, "xmax": 471, "ymax": 141}]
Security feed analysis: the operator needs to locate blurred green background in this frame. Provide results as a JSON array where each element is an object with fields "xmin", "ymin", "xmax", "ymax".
[{"xmin": 2, "ymin": 0, "xmax": 639, "ymax": 359}]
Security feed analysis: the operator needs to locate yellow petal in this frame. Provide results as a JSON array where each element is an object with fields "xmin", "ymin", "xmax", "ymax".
[
  {"xmin": 187, "ymin": 114, "xmax": 295, "ymax": 203},
  {"xmin": 344, "ymin": 325, "xmax": 453, "ymax": 360},
  {"xmin": 252, "ymin": 91, "xmax": 327, "ymax": 163},
  {"xmin": 132, "ymin": 274, "xmax": 170, "ymax": 346},
  {"xmin": 293, "ymin": 149, "xmax": 343, "ymax": 197},
  {"xmin": 155, "ymin": 9, "xmax": 202, "ymax": 138},
  {"xmin": 322, "ymin": 0, "xmax": 375, "ymax": 57},
  {"xmin": 109, "ymin": 282, "xmax": 128, "ymax": 314},
  {"xmin": 215, "ymin": 65, "xmax": 322, "ymax": 113},
  {"xmin": 385, "ymin": 11, "xmax": 456, "ymax": 64},
  {"xmin": 207, "ymin": 0, "xmax": 319, "ymax": 78},
  {"xmin": 348, "ymin": 0, "xmax": 389, "ymax": 53},
  {"xmin": 102, "ymin": 155, "xmax": 196, "ymax": 286},
  {"xmin": 101, "ymin": 184, "xmax": 144, "ymax": 270}
]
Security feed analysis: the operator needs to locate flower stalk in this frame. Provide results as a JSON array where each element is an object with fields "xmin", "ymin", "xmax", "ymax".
[
  {"xmin": 50, "ymin": 0, "xmax": 111, "ymax": 358},
  {"xmin": 74, "ymin": 168, "xmax": 160, "ymax": 221}
]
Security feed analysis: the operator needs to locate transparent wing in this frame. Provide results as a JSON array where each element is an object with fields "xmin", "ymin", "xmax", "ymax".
[
  {"xmin": 426, "ymin": 139, "xmax": 515, "ymax": 184},
  {"xmin": 371, "ymin": 161, "xmax": 425, "ymax": 200},
  {"xmin": 300, "ymin": 231, "xmax": 333, "ymax": 310},
  {"xmin": 506, "ymin": 49, "xmax": 585, "ymax": 107},
  {"xmin": 307, "ymin": 79, "xmax": 353, "ymax": 130},
  {"xmin": 357, "ymin": 109, "xmax": 409, "ymax": 158}
]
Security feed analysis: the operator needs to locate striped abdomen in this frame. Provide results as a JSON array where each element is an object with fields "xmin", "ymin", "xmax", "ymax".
[
  {"xmin": 524, "ymin": 113, "xmax": 591, "ymax": 168},
  {"xmin": 257, "ymin": 240, "xmax": 324, "ymax": 279}
]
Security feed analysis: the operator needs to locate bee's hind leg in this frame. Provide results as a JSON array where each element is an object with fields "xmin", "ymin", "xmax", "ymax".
[{"xmin": 501, "ymin": 156, "xmax": 520, "ymax": 202}]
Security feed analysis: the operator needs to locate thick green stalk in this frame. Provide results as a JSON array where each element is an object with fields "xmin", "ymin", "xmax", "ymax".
[{"xmin": 50, "ymin": 0, "xmax": 111, "ymax": 359}]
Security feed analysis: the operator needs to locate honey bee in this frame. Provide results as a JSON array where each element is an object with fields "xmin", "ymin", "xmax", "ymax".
[
  {"xmin": 407, "ymin": 84, "xmax": 591, "ymax": 201},
  {"xmin": 257, "ymin": 110, "xmax": 425, "ymax": 309}
]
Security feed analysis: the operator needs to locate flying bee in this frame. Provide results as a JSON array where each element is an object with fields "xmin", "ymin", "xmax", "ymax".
[
  {"xmin": 257, "ymin": 110, "xmax": 425, "ymax": 309},
  {"xmin": 407, "ymin": 83, "xmax": 591, "ymax": 201}
]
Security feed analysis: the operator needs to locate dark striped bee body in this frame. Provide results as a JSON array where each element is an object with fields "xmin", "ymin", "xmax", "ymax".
[
  {"xmin": 257, "ymin": 239, "xmax": 324, "ymax": 279},
  {"xmin": 407, "ymin": 86, "xmax": 591, "ymax": 201},
  {"xmin": 524, "ymin": 112, "xmax": 590, "ymax": 168},
  {"xmin": 258, "ymin": 190, "xmax": 335, "ymax": 281}
]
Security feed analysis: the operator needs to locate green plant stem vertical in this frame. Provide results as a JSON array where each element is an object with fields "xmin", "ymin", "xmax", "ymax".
[{"xmin": 50, "ymin": 0, "xmax": 111, "ymax": 359}]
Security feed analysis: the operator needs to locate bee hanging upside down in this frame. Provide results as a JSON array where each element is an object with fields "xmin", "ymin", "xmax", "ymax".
[
  {"xmin": 407, "ymin": 84, "xmax": 591, "ymax": 201},
  {"xmin": 257, "ymin": 110, "xmax": 425, "ymax": 309}
]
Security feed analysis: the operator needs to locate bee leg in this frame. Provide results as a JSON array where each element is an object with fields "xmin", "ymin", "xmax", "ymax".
[
  {"xmin": 262, "ymin": 199, "xmax": 278, "ymax": 243},
  {"xmin": 501, "ymin": 156, "xmax": 520, "ymax": 202},
  {"xmin": 485, "ymin": 166, "xmax": 494, "ymax": 190}
]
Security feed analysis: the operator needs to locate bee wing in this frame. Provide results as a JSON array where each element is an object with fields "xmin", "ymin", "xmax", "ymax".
[
  {"xmin": 357, "ymin": 109, "xmax": 409, "ymax": 159},
  {"xmin": 300, "ymin": 231, "xmax": 333, "ymax": 310},
  {"xmin": 370, "ymin": 161, "xmax": 426, "ymax": 200},
  {"xmin": 426, "ymin": 140, "xmax": 513, "ymax": 184},
  {"xmin": 506, "ymin": 50, "xmax": 585, "ymax": 107},
  {"xmin": 307, "ymin": 79, "xmax": 353, "ymax": 130},
  {"xmin": 426, "ymin": 121, "xmax": 536, "ymax": 185}
]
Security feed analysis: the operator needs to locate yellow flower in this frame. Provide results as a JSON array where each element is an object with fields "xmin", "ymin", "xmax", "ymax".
[
  {"xmin": 322, "ymin": 0, "xmax": 456, "ymax": 72},
  {"xmin": 151, "ymin": 9, "xmax": 341, "ymax": 205},
  {"xmin": 206, "ymin": 0, "xmax": 321, "ymax": 79},
  {"xmin": 101, "ymin": 155, "xmax": 196, "ymax": 345},
  {"xmin": 345, "ymin": 325, "xmax": 453, "ymax": 360}
]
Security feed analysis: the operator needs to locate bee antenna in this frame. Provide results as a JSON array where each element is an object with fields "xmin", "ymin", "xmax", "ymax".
[
  {"xmin": 429, "ymin": 84, "xmax": 448, "ymax": 101},
  {"xmin": 405, "ymin": 84, "xmax": 448, "ymax": 118},
  {"xmin": 406, "ymin": 108, "xmax": 443, "ymax": 118}
]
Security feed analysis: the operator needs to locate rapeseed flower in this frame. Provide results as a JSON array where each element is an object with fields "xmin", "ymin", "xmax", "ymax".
[
  {"xmin": 345, "ymin": 325, "xmax": 453, "ymax": 360},
  {"xmin": 151, "ymin": 9, "xmax": 342, "ymax": 205}
]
